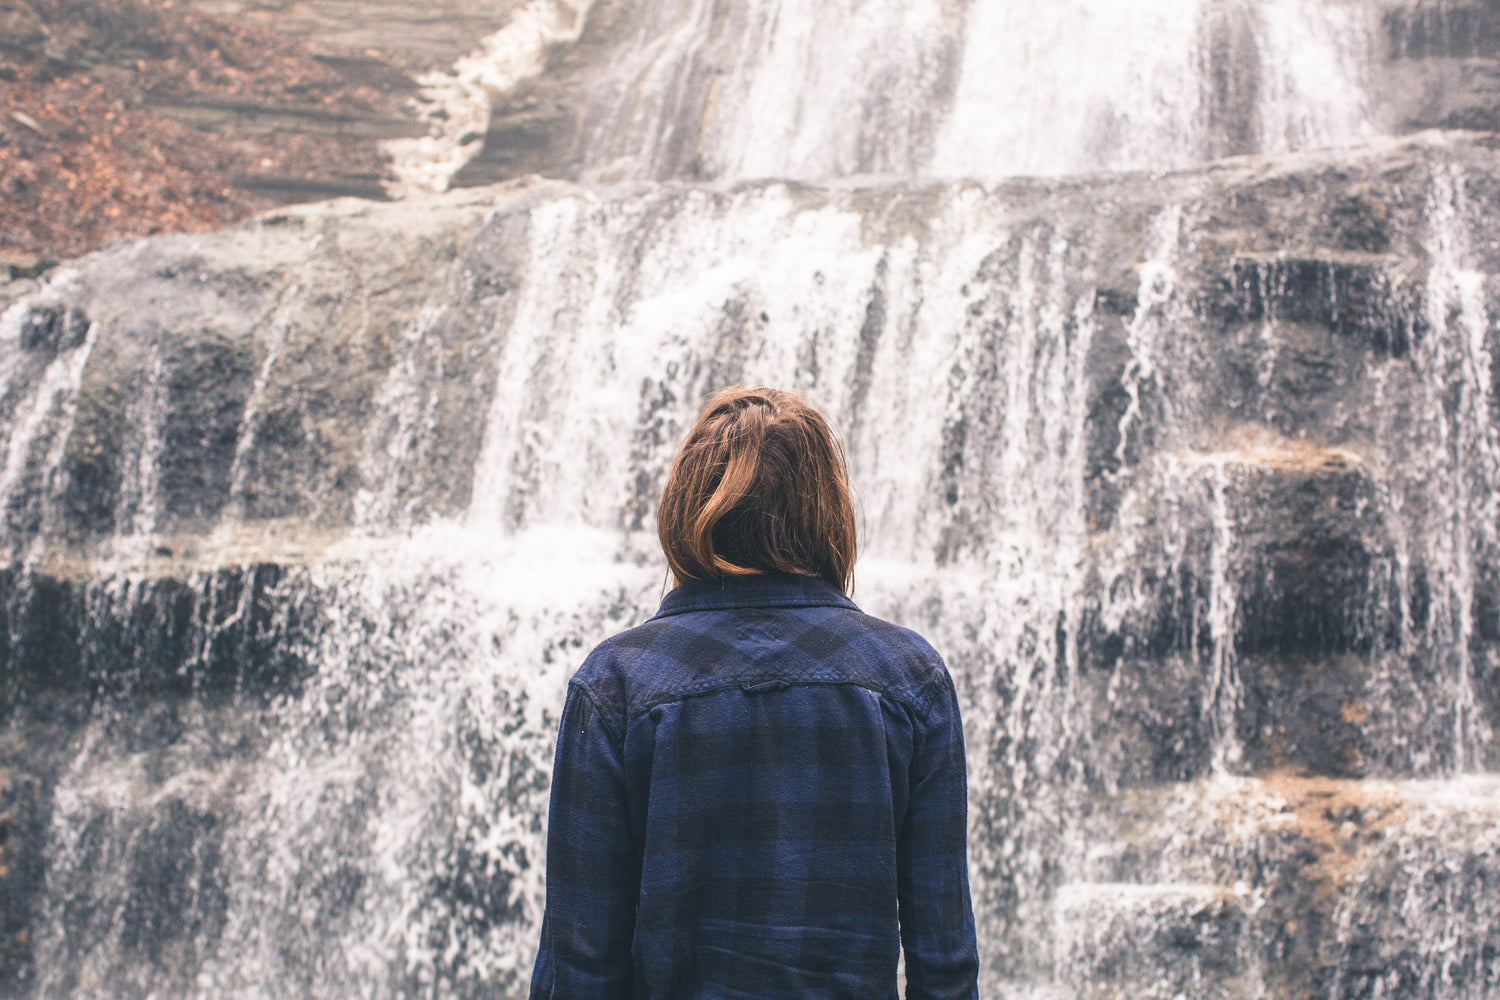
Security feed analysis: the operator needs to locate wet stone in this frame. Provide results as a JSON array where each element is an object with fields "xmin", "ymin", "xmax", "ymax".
[
  {"xmin": 18, "ymin": 304, "xmax": 88, "ymax": 353},
  {"xmin": 1215, "ymin": 255, "xmax": 1425, "ymax": 358},
  {"xmin": 1053, "ymin": 883, "xmax": 1252, "ymax": 1000},
  {"xmin": 0, "ymin": 563, "xmax": 309, "ymax": 705}
]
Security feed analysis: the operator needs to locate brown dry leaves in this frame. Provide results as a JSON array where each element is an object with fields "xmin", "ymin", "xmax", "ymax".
[{"xmin": 0, "ymin": 0, "xmax": 406, "ymax": 261}]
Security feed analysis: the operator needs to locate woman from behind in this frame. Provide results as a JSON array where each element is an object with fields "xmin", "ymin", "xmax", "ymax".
[{"xmin": 531, "ymin": 385, "xmax": 979, "ymax": 1000}]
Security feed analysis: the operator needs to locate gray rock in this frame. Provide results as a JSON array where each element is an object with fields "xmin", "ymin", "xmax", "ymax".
[{"xmin": 2, "ymin": 135, "xmax": 1500, "ymax": 998}]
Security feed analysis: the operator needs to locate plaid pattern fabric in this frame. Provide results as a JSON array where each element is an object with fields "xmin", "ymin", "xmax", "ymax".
[{"xmin": 530, "ymin": 573, "xmax": 979, "ymax": 1000}]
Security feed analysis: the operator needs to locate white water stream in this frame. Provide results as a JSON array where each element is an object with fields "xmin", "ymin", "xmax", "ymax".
[{"xmin": 405, "ymin": 0, "xmax": 1386, "ymax": 185}]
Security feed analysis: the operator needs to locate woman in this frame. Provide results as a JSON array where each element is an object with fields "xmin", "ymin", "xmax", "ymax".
[{"xmin": 530, "ymin": 385, "xmax": 979, "ymax": 1000}]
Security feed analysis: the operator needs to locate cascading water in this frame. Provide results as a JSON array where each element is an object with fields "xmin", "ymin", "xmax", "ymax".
[
  {"xmin": 3, "ymin": 2, "xmax": 1500, "ymax": 999},
  {"xmin": 382, "ymin": 0, "xmax": 596, "ymax": 196},
  {"xmin": 929, "ymin": 0, "xmax": 1379, "ymax": 177},
  {"xmin": 449, "ymin": 0, "xmax": 1386, "ymax": 185}
]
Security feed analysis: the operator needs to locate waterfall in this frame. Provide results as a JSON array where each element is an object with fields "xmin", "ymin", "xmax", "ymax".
[
  {"xmin": 453, "ymin": 0, "xmax": 1382, "ymax": 184},
  {"xmin": 4, "ymin": 3, "xmax": 1500, "ymax": 1000},
  {"xmin": 382, "ymin": 0, "xmax": 596, "ymax": 196},
  {"xmin": 932, "ymin": 0, "xmax": 1378, "ymax": 177}
]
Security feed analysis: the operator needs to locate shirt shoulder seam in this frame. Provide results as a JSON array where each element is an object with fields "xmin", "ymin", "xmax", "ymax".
[{"xmin": 569, "ymin": 679, "xmax": 626, "ymax": 744}]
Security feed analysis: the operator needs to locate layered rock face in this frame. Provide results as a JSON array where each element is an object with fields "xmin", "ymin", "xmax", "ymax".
[{"xmin": 3, "ymin": 2, "xmax": 1500, "ymax": 1000}]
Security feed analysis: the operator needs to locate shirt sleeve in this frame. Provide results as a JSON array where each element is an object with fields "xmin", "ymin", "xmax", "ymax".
[
  {"xmin": 529, "ymin": 683, "xmax": 637, "ymax": 1000},
  {"xmin": 897, "ymin": 668, "xmax": 980, "ymax": 1000}
]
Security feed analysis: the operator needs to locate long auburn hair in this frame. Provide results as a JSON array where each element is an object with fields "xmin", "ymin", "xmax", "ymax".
[{"xmin": 657, "ymin": 386, "xmax": 857, "ymax": 592}]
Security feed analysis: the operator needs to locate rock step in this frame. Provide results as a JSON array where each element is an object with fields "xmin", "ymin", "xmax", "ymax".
[
  {"xmin": 1049, "ymin": 774, "xmax": 1500, "ymax": 1000},
  {"xmin": 1051, "ymin": 882, "xmax": 1251, "ymax": 1000},
  {"xmin": 134, "ymin": 2, "xmax": 532, "ymax": 211},
  {"xmin": 1092, "ymin": 434, "xmax": 1392, "ymax": 657},
  {"xmin": 1082, "ymin": 435, "xmax": 1497, "ymax": 779},
  {"xmin": 0, "ymin": 561, "xmax": 308, "ymax": 705},
  {"xmin": 182, "ymin": 0, "xmax": 529, "ymax": 69},
  {"xmin": 1376, "ymin": 2, "xmax": 1500, "ymax": 135},
  {"xmin": 142, "ymin": 88, "xmax": 419, "ymax": 203},
  {"xmin": 229, "ymin": 172, "xmax": 392, "ymax": 203},
  {"xmin": 1080, "ymin": 647, "xmax": 1495, "ymax": 783},
  {"xmin": 146, "ymin": 97, "xmax": 426, "ymax": 142},
  {"xmin": 1387, "ymin": 2, "xmax": 1500, "ymax": 61},
  {"xmin": 2, "ymin": 535, "xmax": 1486, "ymax": 782},
  {"xmin": 1208, "ymin": 253, "xmax": 1424, "ymax": 356}
]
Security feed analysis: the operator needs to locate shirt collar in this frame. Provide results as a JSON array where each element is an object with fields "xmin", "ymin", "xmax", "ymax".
[{"xmin": 651, "ymin": 573, "xmax": 859, "ymax": 619}]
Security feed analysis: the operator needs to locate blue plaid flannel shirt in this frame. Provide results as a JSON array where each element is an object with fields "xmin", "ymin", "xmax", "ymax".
[{"xmin": 529, "ymin": 573, "xmax": 979, "ymax": 1000}]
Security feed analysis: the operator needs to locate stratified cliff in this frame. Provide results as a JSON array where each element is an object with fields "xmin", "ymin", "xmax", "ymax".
[
  {"xmin": 1, "ymin": 132, "xmax": 1499, "ymax": 998},
  {"xmin": 4, "ymin": 2, "xmax": 1500, "ymax": 999}
]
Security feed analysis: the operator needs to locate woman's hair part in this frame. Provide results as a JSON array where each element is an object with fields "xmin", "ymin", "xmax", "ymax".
[{"xmin": 657, "ymin": 385, "xmax": 857, "ymax": 592}]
